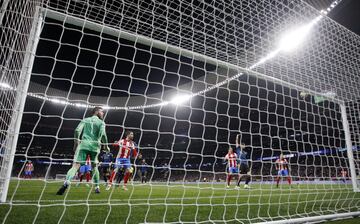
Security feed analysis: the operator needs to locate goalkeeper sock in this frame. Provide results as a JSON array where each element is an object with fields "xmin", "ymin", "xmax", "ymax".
[
  {"xmin": 86, "ymin": 172, "xmax": 91, "ymax": 182},
  {"xmin": 287, "ymin": 177, "xmax": 292, "ymax": 185},
  {"xmin": 65, "ymin": 167, "xmax": 78, "ymax": 184},
  {"xmin": 276, "ymin": 176, "xmax": 280, "ymax": 186},
  {"xmin": 93, "ymin": 167, "xmax": 100, "ymax": 187}
]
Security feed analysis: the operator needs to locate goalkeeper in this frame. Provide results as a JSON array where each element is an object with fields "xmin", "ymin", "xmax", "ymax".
[{"xmin": 57, "ymin": 106, "xmax": 109, "ymax": 195}]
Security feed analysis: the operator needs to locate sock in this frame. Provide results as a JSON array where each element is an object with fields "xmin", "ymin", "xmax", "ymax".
[
  {"xmin": 92, "ymin": 167, "xmax": 100, "ymax": 187},
  {"xmin": 287, "ymin": 176, "xmax": 292, "ymax": 185},
  {"xmin": 227, "ymin": 174, "xmax": 232, "ymax": 186},
  {"xmin": 86, "ymin": 172, "xmax": 91, "ymax": 182},
  {"xmin": 245, "ymin": 175, "xmax": 250, "ymax": 185},
  {"xmin": 117, "ymin": 169, "xmax": 124, "ymax": 183},
  {"xmin": 79, "ymin": 174, "xmax": 83, "ymax": 182},
  {"xmin": 276, "ymin": 176, "xmax": 280, "ymax": 186},
  {"xmin": 124, "ymin": 172, "xmax": 130, "ymax": 185},
  {"xmin": 109, "ymin": 170, "xmax": 116, "ymax": 184},
  {"xmin": 103, "ymin": 174, "xmax": 108, "ymax": 183},
  {"xmin": 65, "ymin": 167, "xmax": 78, "ymax": 184},
  {"xmin": 237, "ymin": 175, "xmax": 242, "ymax": 186}
]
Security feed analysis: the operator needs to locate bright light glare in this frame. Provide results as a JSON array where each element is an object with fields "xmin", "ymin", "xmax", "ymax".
[
  {"xmin": 278, "ymin": 24, "xmax": 313, "ymax": 52},
  {"xmin": 0, "ymin": 82, "xmax": 13, "ymax": 90},
  {"xmin": 170, "ymin": 94, "xmax": 191, "ymax": 105}
]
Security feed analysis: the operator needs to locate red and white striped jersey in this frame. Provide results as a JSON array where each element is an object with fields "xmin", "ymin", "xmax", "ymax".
[
  {"xmin": 114, "ymin": 139, "xmax": 138, "ymax": 159},
  {"xmin": 25, "ymin": 163, "xmax": 33, "ymax": 171},
  {"xmin": 275, "ymin": 158, "xmax": 288, "ymax": 170},
  {"xmin": 225, "ymin": 152, "xmax": 238, "ymax": 168}
]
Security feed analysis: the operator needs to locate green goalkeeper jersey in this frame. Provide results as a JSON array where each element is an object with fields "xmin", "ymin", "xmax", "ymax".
[{"xmin": 75, "ymin": 115, "xmax": 108, "ymax": 152}]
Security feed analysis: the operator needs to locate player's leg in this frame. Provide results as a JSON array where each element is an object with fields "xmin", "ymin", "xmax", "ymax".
[
  {"xmin": 276, "ymin": 170, "xmax": 281, "ymax": 188},
  {"xmin": 79, "ymin": 166, "xmax": 84, "ymax": 182},
  {"xmin": 237, "ymin": 164, "xmax": 244, "ymax": 187},
  {"xmin": 285, "ymin": 170, "xmax": 291, "ymax": 186},
  {"xmin": 85, "ymin": 166, "xmax": 91, "ymax": 183},
  {"xmin": 123, "ymin": 166, "xmax": 132, "ymax": 190},
  {"xmin": 102, "ymin": 167, "xmax": 108, "ymax": 184},
  {"xmin": 89, "ymin": 151, "xmax": 100, "ymax": 193},
  {"xmin": 106, "ymin": 159, "xmax": 121, "ymax": 190},
  {"xmin": 243, "ymin": 165, "xmax": 251, "ymax": 189},
  {"xmin": 56, "ymin": 150, "xmax": 82, "ymax": 195},
  {"xmin": 227, "ymin": 168, "xmax": 234, "ymax": 187}
]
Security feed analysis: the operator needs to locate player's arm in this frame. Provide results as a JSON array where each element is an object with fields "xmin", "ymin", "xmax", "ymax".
[
  {"xmin": 224, "ymin": 153, "xmax": 229, "ymax": 162},
  {"xmin": 100, "ymin": 122, "xmax": 109, "ymax": 151},
  {"xmin": 74, "ymin": 120, "xmax": 85, "ymax": 150},
  {"xmin": 236, "ymin": 134, "xmax": 240, "ymax": 148}
]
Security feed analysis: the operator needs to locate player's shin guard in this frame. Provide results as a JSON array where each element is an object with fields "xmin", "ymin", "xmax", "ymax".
[{"xmin": 65, "ymin": 167, "xmax": 78, "ymax": 184}]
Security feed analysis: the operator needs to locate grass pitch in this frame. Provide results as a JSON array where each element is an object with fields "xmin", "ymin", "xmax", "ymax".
[{"xmin": 1, "ymin": 180, "xmax": 360, "ymax": 223}]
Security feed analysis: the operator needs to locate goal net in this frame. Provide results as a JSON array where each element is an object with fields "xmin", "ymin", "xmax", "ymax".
[{"xmin": 1, "ymin": 0, "xmax": 360, "ymax": 223}]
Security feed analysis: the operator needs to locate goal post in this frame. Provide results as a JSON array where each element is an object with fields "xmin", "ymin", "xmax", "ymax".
[
  {"xmin": 0, "ymin": 5, "xmax": 43, "ymax": 202},
  {"xmin": 340, "ymin": 104, "xmax": 360, "ymax": 192}
]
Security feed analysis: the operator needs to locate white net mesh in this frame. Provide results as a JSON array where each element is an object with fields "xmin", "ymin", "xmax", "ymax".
[{"xmin": 1, "ymin": 0, "xmax": 360, "ymax": 223}]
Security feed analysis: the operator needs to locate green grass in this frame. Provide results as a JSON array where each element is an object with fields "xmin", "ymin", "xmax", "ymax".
[{"xmin": 0, "ymin": 180, "xmax": 360, "ymax": 223}]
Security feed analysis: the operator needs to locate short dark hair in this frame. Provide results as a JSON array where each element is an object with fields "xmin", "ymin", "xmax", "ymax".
[
  {"xmin": 125, "ymin": 130, "xmax": 133, "ymax": 137},
  {"xmin": 92, "ymin": 106, "xmax": 103, "ymax": 114}
]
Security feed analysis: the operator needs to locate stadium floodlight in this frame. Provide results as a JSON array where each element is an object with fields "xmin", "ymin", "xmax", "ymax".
[
  {"xmin": 278, "ymin": 16, "xmax": 321, "ymax": 52},
  {"xmin": 170, "ymin": 94, "xmax": 192, "ymax": 105},
  {"xmin": 75, "ymin": 103, "xmax": 88, "ymax": 108},
  {"xmin": 49, "ymin": 98, "xmax": 67, "ymax": 105},
  {"xmin": 278, "ymin": 24, "xmax": 313, "ymax": 52},
  {"xmin": 0, "ymin": 82, "xmax": 14, "ymax": 90}
]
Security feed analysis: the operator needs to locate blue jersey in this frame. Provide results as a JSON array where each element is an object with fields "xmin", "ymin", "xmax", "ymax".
[
  {"xmin": 101, "ymin": 152, "xmax": 113, "ymax": 167},
  {"xmin": 236, "ymin": 147, "xmax": 248, "ymax": 165},
  {"xmin": 140, "ymin": 163, "xmax": 148, "ymax": 173}
]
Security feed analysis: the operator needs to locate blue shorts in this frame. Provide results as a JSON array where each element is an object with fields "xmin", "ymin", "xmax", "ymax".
[
  {"xmin": 278, "ymin": 170, "xmax": 289, "ymax": 176},
  {"xmin": 25, "ymin": 171, "xmax": 32, "ymax": 175},
  {"xmin": 116, "ymin": 158, "xmax": 131, "ymax": 169},
  {"xmin": 228, "ymin": 167, "xmax": 238, "ymax": 174},
  {"xmin": 79, "ymin": 165, "xmax": 91, "ymax": 173}
]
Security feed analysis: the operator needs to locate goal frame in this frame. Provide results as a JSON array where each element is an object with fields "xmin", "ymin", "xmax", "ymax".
[
  {"xmin": 0, "ymin": 6, "xmax": 43, "ymax": 203},
  {"xmin": 0, "ymin": 5, "xmax": 359, "ymax": 223}
]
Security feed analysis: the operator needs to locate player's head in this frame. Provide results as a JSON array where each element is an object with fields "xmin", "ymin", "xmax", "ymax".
[
  {"xmin": 125, "ymin": 130, "xmax": 134, "ymax": 140},
  {"xmin": 92, "ymin": 106, "xmax": 104, "ymax": 119},
  {"xmin": 228, "ymin": 147, "xmax": 233, "ymax": 153}
]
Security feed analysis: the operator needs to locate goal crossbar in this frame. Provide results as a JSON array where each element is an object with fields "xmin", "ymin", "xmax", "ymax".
[{"xmin": 42, "ymin": 7, "xmax": 343, "ymax": 106}]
